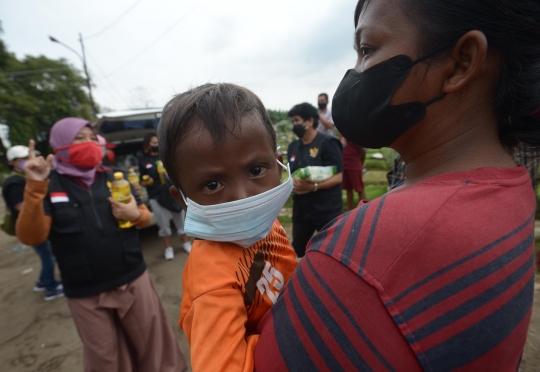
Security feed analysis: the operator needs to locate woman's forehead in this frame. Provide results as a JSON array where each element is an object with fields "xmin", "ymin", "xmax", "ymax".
[{"xmin": 356, "ymin": 0, "xmax": 410, "ymax": 33}]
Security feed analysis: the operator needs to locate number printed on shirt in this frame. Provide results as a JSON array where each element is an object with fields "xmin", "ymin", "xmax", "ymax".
[{"xmin": 256, "ymin": 261, "xmax": 285, "ymax": 304}]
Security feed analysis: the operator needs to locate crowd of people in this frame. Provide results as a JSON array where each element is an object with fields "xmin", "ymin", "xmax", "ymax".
[{"xmin": 2, "ymin": 0, "xmax": 539, "ymax": 371}]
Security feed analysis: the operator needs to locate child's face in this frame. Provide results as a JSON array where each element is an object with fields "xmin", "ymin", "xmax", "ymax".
[{"xmin": 171, "ymin": 115, "xmax": 282, "ymax": 207}]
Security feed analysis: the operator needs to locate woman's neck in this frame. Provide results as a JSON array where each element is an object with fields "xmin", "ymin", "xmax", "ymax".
[
  {"xmin": 301, "ymin": 128, "xmax": 318, "ymax": 145},
  {"xmin": 398, "ymin": 111, "xmax": 517, "ymax": 186}
]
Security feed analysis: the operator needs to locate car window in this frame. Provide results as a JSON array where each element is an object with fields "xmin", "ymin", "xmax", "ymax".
[{"xmin": 100, "ymin": 118, "xmax": 160, "ymax": 134}]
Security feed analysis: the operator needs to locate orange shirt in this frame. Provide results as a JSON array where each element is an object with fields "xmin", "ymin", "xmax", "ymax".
[{"xmin": 179, "ymin": 222, "xmax": 298, "ymax": 372}]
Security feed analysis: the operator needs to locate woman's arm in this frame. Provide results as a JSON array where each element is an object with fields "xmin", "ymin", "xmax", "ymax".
[
  {"xmin": 131, "ymin": 203, "xmax": 152, "ymax": 228},
  {"xmin": 16, "ymin": 179, "xmax": 52, "ymax": 245}
]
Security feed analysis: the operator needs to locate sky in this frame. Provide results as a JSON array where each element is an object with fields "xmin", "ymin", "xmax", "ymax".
[{"xmin": 0, "ymin": 0, "xmax": 359, "ymax": 113}]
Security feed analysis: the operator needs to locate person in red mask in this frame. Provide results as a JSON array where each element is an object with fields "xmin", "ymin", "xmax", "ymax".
[{"xmin": 15, "ymin": 118, "xmax": 186, "ymax": 372}]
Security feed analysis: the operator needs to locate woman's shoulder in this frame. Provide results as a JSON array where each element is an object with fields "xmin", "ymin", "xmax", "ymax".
[{"xmin": 309, "ymin": 168, "xmax": 534, "ymax": 281}]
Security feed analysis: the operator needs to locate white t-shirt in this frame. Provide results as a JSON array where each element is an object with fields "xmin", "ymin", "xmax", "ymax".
[{"xmin": 317, "ymin": 109, "xmax": 335, "ymax": 136}]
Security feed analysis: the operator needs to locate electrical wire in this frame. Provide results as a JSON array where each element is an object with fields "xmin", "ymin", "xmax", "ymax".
[
  {"xmin": 0, "ymin": 67, "xmax": 69, "ymax": 77},
  {"xmin": 86, "ymin": 49, "xmax": 130, "ymax": 108},
  {"xmin": 104, "ymin": 1, "xmax": 202, "ymax": 78},
  {"xmin": 85, "ymin": 0, "xmax": 144, "ymax": 40}
]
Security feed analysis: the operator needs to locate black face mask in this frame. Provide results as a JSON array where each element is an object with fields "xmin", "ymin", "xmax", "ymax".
[
  {"xmin": 150, "ymin": 145, "xmax": 159, "ymax": 153},
  {"xmin": 332, "ymin": 53, "xmax": 445, "ymax": 148},
  {"xmin": 292, "ymin": 123, "xmax": 307, "ymax": 139},
  {"xmin": 318, "ymin": 102, "xmax": 327, "ymax": 110}
]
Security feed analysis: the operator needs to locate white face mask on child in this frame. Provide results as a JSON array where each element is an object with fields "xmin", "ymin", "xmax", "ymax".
[{"xmin": 179, "ymin": 159, "xmax": 293, "ymax": 248}]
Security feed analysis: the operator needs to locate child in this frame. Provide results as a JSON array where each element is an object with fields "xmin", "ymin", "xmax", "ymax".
[{"xmin": 158, "ymin": 83, "xmax": 298, "ymax": 372}]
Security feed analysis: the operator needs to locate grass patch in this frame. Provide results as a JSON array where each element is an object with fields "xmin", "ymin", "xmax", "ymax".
[
  {"xmin": 342, "ymin": 185, "xmax": 387, "ymax": 212},
  {"xmin": 277, "ymin": 215, "xmax": 292, "ymax": 225},
  {"xmin": 363, "ymin": 171, "xmax": 388, "ymax": 185}
]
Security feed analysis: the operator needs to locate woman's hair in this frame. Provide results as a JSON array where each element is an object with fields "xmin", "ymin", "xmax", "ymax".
[
  {"xmin": 288, "ymin": 103, "xmax": 320, "ymax": 129},
  {"xmin": 158, "ymin": 83, "xmax": 277, "ymax": 186},
  {"xmin": 142, "ymin": 132, "xmax": 157, "ymax": 153},
  {"xmin": 354, "ymin": 0, "xmax": 540, "ymax": 148}
]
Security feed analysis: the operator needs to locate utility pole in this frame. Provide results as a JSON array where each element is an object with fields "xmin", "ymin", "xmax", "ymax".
[
  {"xmin": 78, "ymin": 33, "xmax": 98, "ymax": 118},
  {"xmin": 49, "ymin": 34, "xmax": 98, "ymax": 119}
]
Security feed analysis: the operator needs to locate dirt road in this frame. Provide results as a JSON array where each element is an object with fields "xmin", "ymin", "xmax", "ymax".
[
  {"xmin": 0, "ymin": 225, "xmax": 191, "ymax": 372},
  {"xmin": 0, "ymin": 220, "xmax": 538, "ymax": 371}
]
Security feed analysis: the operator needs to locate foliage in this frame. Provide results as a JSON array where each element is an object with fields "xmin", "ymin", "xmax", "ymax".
[
  {"xmin": 364, "ymin": 158, "xmax": 389, "ymax": 171},
  {"xmin": 0, "ymin": 26, "xmax": 92, "ymax": 156},
  {"xmin": 266, "ymin": 109, "xmax": 288, "ymax": 124},
  {"xmin": 363, "ymin": 170, "xmax": 388, "ymax": 185}
]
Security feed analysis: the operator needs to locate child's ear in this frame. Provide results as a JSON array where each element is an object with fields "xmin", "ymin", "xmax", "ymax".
[
  {"xmin": 276, "ymin": 152, "xmax": 284, "ymax": 164},
  {"xmin": 169, "ymin": 186, "xmax": 187, "ymax": 211}
]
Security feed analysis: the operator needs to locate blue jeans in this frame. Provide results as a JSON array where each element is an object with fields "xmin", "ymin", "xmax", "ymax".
[{"xmin": 32, "ymin": 240, "xmax": 57, "ymax": 291}]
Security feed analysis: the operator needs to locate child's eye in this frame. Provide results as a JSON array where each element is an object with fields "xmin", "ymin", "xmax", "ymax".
[
  {"xmin": 203, "ymin": 181, "xmax": 222, "ymax": 194},
  {"xmin": 249, "ymin": 166, "xmax": 268, "ymax": 178}
]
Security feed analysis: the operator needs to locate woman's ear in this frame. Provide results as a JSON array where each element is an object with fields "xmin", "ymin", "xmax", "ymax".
[
  {"xmin": 307, "ymin": 117, "xmax": 315, "ymax": 128},
  {"xmin": 442, "ymin": 30, "xmax": 489, "ymax": 94},
  {"xmin": 169, "ymin": 185, "xmax": 187, "ymax": 211}
]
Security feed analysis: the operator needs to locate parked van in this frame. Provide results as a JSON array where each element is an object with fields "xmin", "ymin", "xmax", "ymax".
[{"xmin": 94, "ymin": 108, "xmax": 162, "ymax": 204}]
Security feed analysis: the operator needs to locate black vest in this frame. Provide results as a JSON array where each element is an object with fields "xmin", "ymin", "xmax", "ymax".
[
  {"xmin": 48, "ymin": 171, "xmax": 146, "ymax": 298},
  {"xmin": 288, "ymin": 133, "xmax": 343, "ymax": 219}
]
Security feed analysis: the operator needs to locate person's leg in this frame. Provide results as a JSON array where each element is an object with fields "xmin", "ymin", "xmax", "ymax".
[
  {"xmin": 346, "ymin": 189, "xmax": 354, "ymax": 211},
  {"xmin": 32, "ymin": 240, "xmax": 56, "ymax": 291},
  {"xmin": 172, "ymin": 210, "xmax": 191, "ymax": 253},
  {"xmin": 342, "ymin": 169, "xmax": 354, "ymax": 211},
  {"xmin": 292, "ymin": 217, "xmax": 316, "ymax": 258},
  {"xmin": 67, "ymin": 296, "xmax": 132, "ymax": 372},
  {"xmin": 149, "ymin": 199, "xmax": 174, "ymax": 259},
  {"xmin": 117, "ymin": 271, "xmax": 186, "ymax": 372}
]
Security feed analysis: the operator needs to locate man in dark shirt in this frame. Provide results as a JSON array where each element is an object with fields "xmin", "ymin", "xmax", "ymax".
[
  {"xmin": 287, "ymin": 103, "xmax": 343, "ymax": 257},
  {"xmin": 2, "ymin": 145, "xmax": 63, "ymax": 300}
]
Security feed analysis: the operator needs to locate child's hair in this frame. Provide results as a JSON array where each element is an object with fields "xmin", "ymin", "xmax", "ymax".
[
  {"xmin": 158, "ymin": 83, "xmax": 277, "ymax": 187},
  {"xmin": 142, "ymin": 132, "xmax": 157, "ymax": 152},
  {"xmin": 288, "ymin": 103, "xmax": 320, "ymax": 129},
  {"xmin": 354, "ymin": 0, "xmax": 540, "ymax": 148}
]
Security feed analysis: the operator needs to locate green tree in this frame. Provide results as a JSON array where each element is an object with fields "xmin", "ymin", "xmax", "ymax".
[
  {"xmin": 0, "ymin": 24, "xmax": 92, "ymax": 158},
  {"xmin": 266, "ymin": 109, "xmax": 288, "ymax": 124}
]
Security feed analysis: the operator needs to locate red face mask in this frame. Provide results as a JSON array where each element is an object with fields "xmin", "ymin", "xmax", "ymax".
[{"xmin": 55, "ymin": 142, "xmax": 103, "ymax": 169}]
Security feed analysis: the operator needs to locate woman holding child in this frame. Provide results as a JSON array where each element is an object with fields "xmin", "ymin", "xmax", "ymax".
[
  {"xmin": 254, "ymin": 0, "xmax": 540, "ymax": 370},
  {"xmin": 16, "ymin": 118, "xmax": 185, "ymax": 372}
]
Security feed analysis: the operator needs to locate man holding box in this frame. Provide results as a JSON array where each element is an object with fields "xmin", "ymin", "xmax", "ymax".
[{"xmin": 287, "ymin": 102, "xmax": 343, "ymax": 257}]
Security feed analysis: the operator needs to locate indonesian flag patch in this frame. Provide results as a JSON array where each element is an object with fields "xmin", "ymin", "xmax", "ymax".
[
  {"xmin": 146, "ymin": 163, "xmax": 153, "ymax": 169},
  {"xmin": 50, "ymin": 192, "xmax": 69, "ymax": 203}
]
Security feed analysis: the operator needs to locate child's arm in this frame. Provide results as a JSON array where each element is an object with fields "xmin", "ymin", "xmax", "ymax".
[
  {"xmin": 180, "ymin": 248, "xmax": 259, "ymax": 372},
  {"xmin": 181, "ymin": 288, "xmax": 258, "ymax": 372}
]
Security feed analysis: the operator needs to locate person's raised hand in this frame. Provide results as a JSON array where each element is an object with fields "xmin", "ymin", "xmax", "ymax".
[
  {"xmin": 23, "ymin": 140, "xmax": 53, "ymax": 181},
  {"xmin": 108, "ymin": 194, "xmax": 141, "ymax": 222}
]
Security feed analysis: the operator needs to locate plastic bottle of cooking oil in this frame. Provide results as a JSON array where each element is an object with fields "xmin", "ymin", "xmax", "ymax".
[
  {"xmin": 111, "ymin": 172, "xmax": 133, "ymax": 229},
  {"xmin": 156, "ymin": 160, "xmax": 166, "ymax": 185},
  {"xmin": 127, "ymin": 168, "xmax": 141, "ymax": 196}
]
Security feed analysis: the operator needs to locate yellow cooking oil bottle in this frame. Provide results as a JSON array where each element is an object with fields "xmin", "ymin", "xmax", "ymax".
[
  {"xmin": 156, "ymin": 160, "xmax": 166, "ymax": 184},
  {"xmin": 127, "ymin": 168, "xmax": 141, "ymax": 196},
  {"xmin": 111, "ymin": 172, "xmax": 133, "ymax": 229}
]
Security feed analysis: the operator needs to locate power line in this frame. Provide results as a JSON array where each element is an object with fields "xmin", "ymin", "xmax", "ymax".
[
  {"xmin": 85, "ymin": 49, "xmax": 130, "ymax": 108},
  {"xmin": 104, "ymin": 2, "xmax": 202, "ymax": 78},
  {"xmin": 85, "ymin": 0, "xmax": 144, "ymax": 40},
  {"xmin": 0, "ymin": 67, "xmax": 69, "ymax": 77}
]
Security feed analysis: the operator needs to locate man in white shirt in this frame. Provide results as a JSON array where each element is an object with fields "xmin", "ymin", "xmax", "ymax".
[{"xmin": 317, "ymin": 93, "xmax": 336, "ymax": 136}]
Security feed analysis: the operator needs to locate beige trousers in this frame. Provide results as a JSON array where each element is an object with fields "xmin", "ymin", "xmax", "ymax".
[{"xmin": 67, "ymin": 271, "xmax": 186, "ymax": 372}]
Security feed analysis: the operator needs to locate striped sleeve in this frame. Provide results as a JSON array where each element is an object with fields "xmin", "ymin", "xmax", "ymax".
[{"xmin": 254, "ymin": 251, "xmax": 422, "ymax": 372}]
